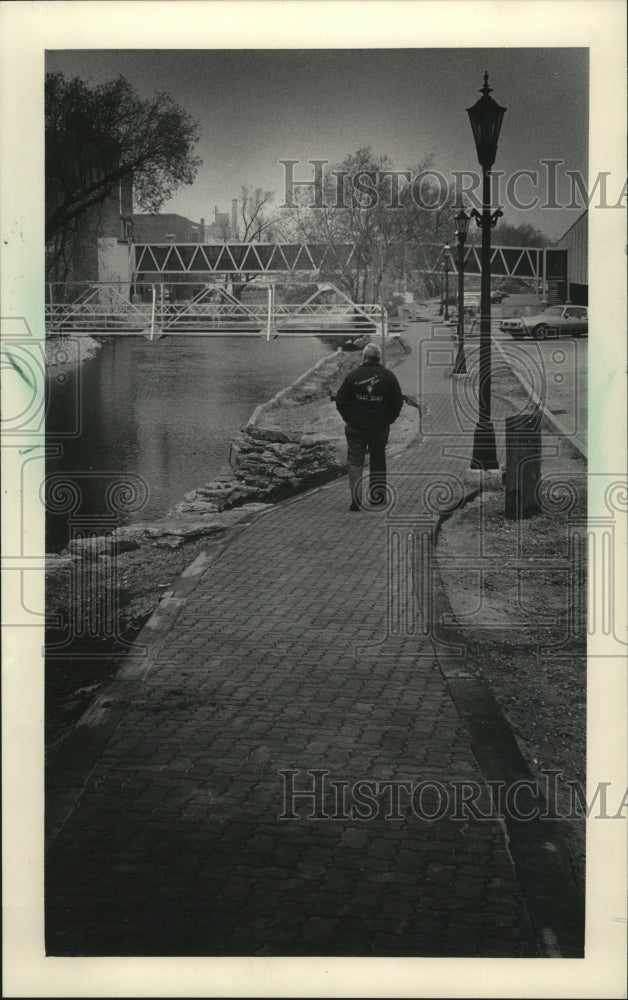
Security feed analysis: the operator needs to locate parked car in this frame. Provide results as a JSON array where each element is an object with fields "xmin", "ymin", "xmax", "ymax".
[{"xmin": 499, "ymin": 304, "xmax": 588, "ymax": 339}]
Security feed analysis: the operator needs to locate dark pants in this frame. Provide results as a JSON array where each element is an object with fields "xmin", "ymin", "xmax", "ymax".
[{"xmin": 345, "ymin": 424, "xmax": 389, "ymax": 502}]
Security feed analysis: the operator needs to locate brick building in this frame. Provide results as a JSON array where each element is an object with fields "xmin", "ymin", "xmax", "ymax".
[{"xmin": 132, "ymin": 213, "xmax": 204, "ymax": 243}]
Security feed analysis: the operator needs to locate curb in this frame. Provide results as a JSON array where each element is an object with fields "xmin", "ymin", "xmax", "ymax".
[{"xmin": 491, "ymin": 334, "xmax": 587, "ymax": 460}]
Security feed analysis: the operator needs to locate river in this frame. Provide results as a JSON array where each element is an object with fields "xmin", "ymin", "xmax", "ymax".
[{"xmin": 45, "ymin": 334, "xmax": 332, "ymax": 552}]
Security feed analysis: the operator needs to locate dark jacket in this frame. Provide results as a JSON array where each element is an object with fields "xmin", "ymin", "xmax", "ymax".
[{"xmin": 335, "ymin": 360, "xmax": 404, "ymax": 432}]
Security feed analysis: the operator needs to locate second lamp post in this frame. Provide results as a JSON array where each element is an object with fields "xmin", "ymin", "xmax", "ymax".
[
  {"xmin": 443, "ymin": 246, "xmax": 451, "ymax": 321},
  {"xmin": 467, "ymin": 71, "xmax": 506, "ymax": 469},
  {"xmin": 453, "ymin": 208, "xmax": 470, "ymax": 375}
]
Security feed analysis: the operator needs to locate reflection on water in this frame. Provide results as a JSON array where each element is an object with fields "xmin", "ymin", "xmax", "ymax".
[{"xmin": 46, "ymin": 335, "xmax": 331, "ymax": 552}]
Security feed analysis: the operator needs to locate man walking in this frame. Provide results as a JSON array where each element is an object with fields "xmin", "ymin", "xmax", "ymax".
[{"xmin": 335, "ymin": 342, "xmax": 404, "ymax": 511}]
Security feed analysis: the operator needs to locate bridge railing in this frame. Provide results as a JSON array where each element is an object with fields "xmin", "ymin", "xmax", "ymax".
[{"xmin": 45, "ymin": 282, "xmax": 384, "ymax": 339}]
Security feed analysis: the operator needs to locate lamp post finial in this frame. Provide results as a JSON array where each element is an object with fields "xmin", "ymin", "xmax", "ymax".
[{"xmin": 481, "ymin": 71, "xmax": 492, "ymax": 96}]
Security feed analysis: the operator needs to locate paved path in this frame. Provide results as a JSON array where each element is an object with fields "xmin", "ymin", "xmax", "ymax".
[{"xmin": 46, "ymin": 317, "xmax": 577, "ymax": 958}]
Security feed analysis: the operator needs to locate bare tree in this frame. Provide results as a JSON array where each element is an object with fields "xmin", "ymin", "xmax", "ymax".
[
  {"xmin": 285, "ymin": 147, "xmax": 440, "ymax": 303},
  {"xmin": 238, "ymin": 186, "xmax": 276, "ymax": 242},
  {"xmin": 227, "ymin": 186, "xmax": 279, "ymax": 298}
]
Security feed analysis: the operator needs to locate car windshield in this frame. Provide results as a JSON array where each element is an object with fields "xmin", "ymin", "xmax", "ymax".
[{"xmin": 544, "ymin": 306, "xmax": 564, "ymax": 316}]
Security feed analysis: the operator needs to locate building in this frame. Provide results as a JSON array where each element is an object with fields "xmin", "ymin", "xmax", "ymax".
[
  {"xmin": 204, "ymin": 201, "xmax": 239, "ymax": 242},
  {"xmin": 556, "ymin": 210, "xmax": 588, "ymax": 305},
  {"xmin": 46, "ymin": 174, "xmax": 134, "ymax": 285},
  {"xmin": 132, "ymin": 212, "xmax": 204, "ymax": 244}
]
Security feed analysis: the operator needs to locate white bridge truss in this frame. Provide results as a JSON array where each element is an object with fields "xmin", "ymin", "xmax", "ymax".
[
  {"xmin": 132, "ymin": 241, "xmax": 564, "ymax": 281},
  {"xmin": 45, "ymin": 281, "xmax": 384, "ymax": 340},
  {"xmin": 133, "ymin": 242, "xmax": 355, "ymax": 275},
  {"xmin": 429, "ymin": 244, "xmax": 567, "ymax": 280}
]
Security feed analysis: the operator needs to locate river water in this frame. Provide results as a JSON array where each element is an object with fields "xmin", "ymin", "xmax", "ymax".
[{"xmin": 45, "ymin": 335, "xmax": 331, "ymax": 552}]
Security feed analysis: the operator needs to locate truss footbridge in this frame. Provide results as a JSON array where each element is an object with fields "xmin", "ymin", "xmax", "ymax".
[{"xmin": 45, "ymin": 241, "xmax": 565, "ymax": 338}]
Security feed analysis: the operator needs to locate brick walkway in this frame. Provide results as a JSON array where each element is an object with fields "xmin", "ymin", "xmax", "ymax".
[{"xmin": 46, "ymin": 318, "xmax": 550, "ymax": 957}]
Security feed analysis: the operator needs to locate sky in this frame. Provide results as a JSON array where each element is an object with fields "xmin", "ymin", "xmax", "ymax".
[{"xmin": 46, "ymin": 47, "xmax": 590, "ymax": 242}]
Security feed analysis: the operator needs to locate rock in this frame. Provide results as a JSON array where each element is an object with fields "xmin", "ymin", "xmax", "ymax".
[
  {"xmin": 246, "ymin": 425, "xmax": 298, "ymax": 444},
  {"xmin": 145, "ymin": 521, "xmax": 227, "ymax": 541},
  {"xmin": 113, "ymin": 524, "xmax": 152, "ymax": 544},
  {"xmin": 152, "ymin": 537, "xmax": 186, "ymax": 549},
  {"xmin": 272, "ymin": 465, "xmax": 297, "ymax": 479},
  {"xmin": 229, "ymin": 439, "xmax": 263, "ymax": 467},
  {"xmin": 267, "ymin": 441, "xmax": 300, "ymax": 459},
  {"xmin": 295, "ymin": 447, "xmax": 337, "ymax": 469},
  {"xmin": 172, "ymin": 500, "xmax": 222, "ymax": 515},
  {"xmin": 66, "ymin": 535, "xmax": 140, "ymax": 559},
  {"xmin": 239, "ymin": 473, "xmax": 274, "ymax": 489},
  {"xmin": 231, "ymin": 432, "xmax": 263, "ymax": 452},
  {"xmin": 212, "ymin": 463, "xmax": 240, "ymax": 482},
  {"xmin": 260, "ymin": 449, "xmax": 291, "ymax": 465},
  {"xmin": 299, "ymin": 432, "xmax": 335, "ymax": 448},
  {"xmin": 235, "ymin": 456, "xmax": 280, "ymax": 477}
]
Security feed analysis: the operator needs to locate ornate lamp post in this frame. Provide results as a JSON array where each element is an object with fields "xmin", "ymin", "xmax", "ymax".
[
  {"xmin": 453, "ymin": 208, "xmax": 470, "ymax": 375},
  {"xmin": 443, "ymin": 245, "xmax": 451, "ymax": 321},
  {"xmin": 467, "ymin": 71, "xmax": 506, "ymax": 469}
]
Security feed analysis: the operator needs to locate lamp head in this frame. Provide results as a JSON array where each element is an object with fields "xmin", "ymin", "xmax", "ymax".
[
  {"xmin": 454, "ymin": 207, "xmax": 471, "ymax": 241},
  {"xmin": 467, "ymin": 71, "xmax": 506, "ymax": 170}
]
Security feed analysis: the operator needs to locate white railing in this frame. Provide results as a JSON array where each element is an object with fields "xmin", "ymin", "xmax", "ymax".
[{"xmin": 45, "ymin": 282, "xmax": 384, "ymax": 340}]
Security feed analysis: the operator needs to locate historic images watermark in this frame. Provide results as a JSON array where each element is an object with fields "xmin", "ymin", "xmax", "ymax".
[
  {"xmin": 278, "ymin": 768, "xmax": 628, "ymax": 823},
  {"xmin": 279, "ymin": 158, "xmax": 627, "ymax": 212},
  {"xmin": 42, "ymin": 470, "xmax": 150, "ymax": 658}
]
